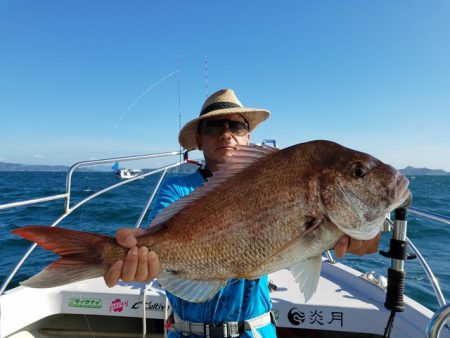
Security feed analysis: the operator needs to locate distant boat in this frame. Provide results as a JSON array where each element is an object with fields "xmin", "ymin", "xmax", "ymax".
[
  {"xmin": 111, "ymin": 162, "xmax": 142, "ymax": 179},
  {"xmin": 116, "ymin": 168, "xmax": 143, "ymax": 179}
]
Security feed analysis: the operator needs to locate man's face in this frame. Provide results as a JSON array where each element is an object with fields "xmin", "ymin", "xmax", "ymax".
[{"xmin": 196, "ymin": 114, "xmax": 250, "ymax": 171}]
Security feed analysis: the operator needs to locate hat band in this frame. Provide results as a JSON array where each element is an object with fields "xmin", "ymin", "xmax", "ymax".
[{"xmin": 200, "ymin": 102, "xmax": 242, "ymax": 116}]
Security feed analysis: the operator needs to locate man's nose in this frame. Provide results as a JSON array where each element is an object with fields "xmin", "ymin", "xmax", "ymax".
[{"xmin": 219, "ymin": 123, "xmax": 232, "ymax": 137}]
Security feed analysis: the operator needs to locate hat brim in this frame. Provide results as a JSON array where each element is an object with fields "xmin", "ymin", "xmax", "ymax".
[{"xmin": 178, "ymin": 107, "xmax": 270, "ymax": 150}]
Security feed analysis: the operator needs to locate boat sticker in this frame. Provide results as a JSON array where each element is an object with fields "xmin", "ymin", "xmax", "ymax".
[
  {"xmin": 68, "ymin": 297, "xmax": 102, "ymax": 309},
  {"xmin": 109, "ymin": 298, "xmax": 129, "ymax": 313},
  {"xmin": 131, "ymin": 301, "xmax": 169, "ymax": 312},
  {"xmin": 287, "ymin": 308, "xmax": 343, "ymax": 327}
]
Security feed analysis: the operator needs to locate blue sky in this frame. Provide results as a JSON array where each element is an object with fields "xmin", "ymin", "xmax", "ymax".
[{"xmin": 1, "ymin": 1, "xmax": 449, "ymax": 170}]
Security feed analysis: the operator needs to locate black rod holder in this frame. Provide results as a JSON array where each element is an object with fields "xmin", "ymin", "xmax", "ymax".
[{"xmin": 380, "ymin": 207, "xmax": 409, "ymax": 312}]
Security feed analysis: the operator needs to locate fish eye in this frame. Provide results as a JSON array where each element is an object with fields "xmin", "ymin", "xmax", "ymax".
[{"xmin": 351, "ymin": 162, "xmax": 367, "ymax": 178}]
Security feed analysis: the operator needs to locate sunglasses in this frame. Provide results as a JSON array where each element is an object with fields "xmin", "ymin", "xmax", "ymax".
[{"xmin": 200, "ymin": 119, "xmax": 249, "ymax": 137}]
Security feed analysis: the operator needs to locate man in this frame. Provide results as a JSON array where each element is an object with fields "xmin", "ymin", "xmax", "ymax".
[{"xmin": 104, "ymin": 89, "xmax": 380, "ymax": 337}]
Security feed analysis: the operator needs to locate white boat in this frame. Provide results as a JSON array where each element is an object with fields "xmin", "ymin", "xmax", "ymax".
[
  {"xmin": 112, "ymin": 162, "xmax": 143, "ymax": 179},
  {"xmin": 1, "ymin": 150, "xmax": 449, "ymax": 338},
  {"xmin": 117, "ymin": 168, "xmax": 143, "ymax": 179}
]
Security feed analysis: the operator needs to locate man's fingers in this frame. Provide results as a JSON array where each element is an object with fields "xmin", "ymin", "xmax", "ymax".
[
  {"xmin": 334, "ymin": 233, "xmax": 382, "ymax": 258},
  {"xmin": 116, "ymin": 228, "xmax": 145, "ymax": 248},
  {"xmin": 104, "ymin": 260, "xmax": 124, "ymax": 288},
  {"xmin": 334, "ymin": 236, "xmax": 349, "ymax": 258},
  {"xmin": 135, "ymin": 247, "xmax": 149, "ymax": 281},
  {"xmin": 121, "ymin": 247, "xmax": 139, "ymax": 282},
  {"xmin": 346, "ymin": 238, "xmax": 364, "ymax": 255},
  {"xmin": 135, "ymin": 249, "xmax": 160, "ymax": 281},
  {"xmin": 147, "ymin": 251, "xmax": 160, "ymax": 279},
  {"xmin": 347, "ymin": 233, "xmax": 381, "ymax": 256}
]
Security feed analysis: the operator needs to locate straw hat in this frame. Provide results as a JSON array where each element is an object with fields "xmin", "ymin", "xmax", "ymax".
[{"xmin": 178, "ymin": 89, "xmax": 271, "ymax": 150}]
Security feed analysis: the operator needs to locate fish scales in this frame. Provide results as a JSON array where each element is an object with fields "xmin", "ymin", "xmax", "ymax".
[{"xmin": 145, "ymin": 148, "xmax": 310, "ymax": 279}]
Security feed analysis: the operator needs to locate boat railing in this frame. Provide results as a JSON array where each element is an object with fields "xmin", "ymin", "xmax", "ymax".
[
  {"xmin": 0, "ymin": 150, "xmax": 186, "ymax": 295},
  {"xmin": 405, "ymin": 208, "xmax": 450, "ymax": 337},
  {"xmin": 404, "ymin": 208, "xmax": 449, "ymax": 309},
  {"xmin": 427, "ymin": 303, "xmax": 450, "ymax": 338}
]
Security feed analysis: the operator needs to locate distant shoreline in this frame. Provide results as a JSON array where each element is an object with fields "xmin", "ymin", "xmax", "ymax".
[
  {"xmin": 1, "ymin": 162, "xmax": 449, "ymax": 175},
  {"xmin": 0, "ymin": 162, "xmax": 106, "ymax": 172},
  {"xmin": 399, "ymin": 166, "xmax": 450, "ymax": 176}
]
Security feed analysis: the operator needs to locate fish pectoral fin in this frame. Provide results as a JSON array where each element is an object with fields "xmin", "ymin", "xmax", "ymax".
[
  {"xmin": 157, "ymin": 271, "xmax": 227, "ymax": 303},
  {"xmin": 304, "ymin": 217, "xmax": 322, "ymax": 230},
  {"xmin": 289, "ymin": 255, "xmax": 322, "ymax": 303}
]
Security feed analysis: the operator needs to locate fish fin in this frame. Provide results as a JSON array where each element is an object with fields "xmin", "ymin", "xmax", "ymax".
[
  {"xmin": 158, "ymin": 271, "xmax": 227, "ymax": 303},
  {"xmin": 13, "ymin": 226, "xmax": 111, "ymax": 288},
  {"xmin": 21, "ymin": 264, "xmax": 106, "ymax": 288},
  {"xmin": 215, "ymin": 144, "xmax": 279, "ymax": 175},
  {"xmin": 149, "ymin": 145, "xmax": 278, "ymax": 230},
  {"xmin": 289, "ymin": 255, "xmax": 322, "ymax": 302}
]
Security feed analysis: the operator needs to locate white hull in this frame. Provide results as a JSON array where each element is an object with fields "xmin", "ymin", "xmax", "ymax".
[
  {"xmin": 117, "ymin": 169, "xmax": 143, "ymax": 179},
  {"xmin": 2, "ymin": 261, "xmax": 445, "ymax": 338}
]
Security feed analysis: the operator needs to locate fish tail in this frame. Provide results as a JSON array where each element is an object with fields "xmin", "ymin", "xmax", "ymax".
[{"xmin": 13, "ymin": 226, "xmax": 113, "ymax": 288}]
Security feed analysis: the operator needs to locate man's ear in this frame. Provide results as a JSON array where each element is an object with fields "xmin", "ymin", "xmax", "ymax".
[
  {"xmin": 245, "ymin": 133, "xmax": 251, "ymax": 145},
  {"xmin": 196, "ymin": 133, "xmax": 202, "ymax": 150}
]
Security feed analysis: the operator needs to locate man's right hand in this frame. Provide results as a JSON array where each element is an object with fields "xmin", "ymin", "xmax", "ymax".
[{"xmin": 104, "ymin": 228, "xmax": 160, "ymax": 287}]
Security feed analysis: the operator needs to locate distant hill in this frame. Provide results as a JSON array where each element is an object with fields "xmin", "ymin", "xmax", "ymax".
[
  {"xmin": 1, "ymin": 161, "xmax": 449, "ymax": 175},
  {"xmin": 0, "ymin": 162, "xmax": 108, "ymax": 172},
  {"xmin": 399, "ymin": 166, "xmax": 450, "ymax": 176}
]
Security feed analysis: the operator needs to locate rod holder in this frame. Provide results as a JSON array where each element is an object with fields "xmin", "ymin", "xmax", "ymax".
[{"xmin": 380, "ymin": 207, "xmax": 409, "ymax": 312}]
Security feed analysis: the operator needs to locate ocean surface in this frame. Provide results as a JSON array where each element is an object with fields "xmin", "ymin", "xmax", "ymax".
[{"xmin": 0, "ymin": 171, "xmax": 449, "ymax": 312}]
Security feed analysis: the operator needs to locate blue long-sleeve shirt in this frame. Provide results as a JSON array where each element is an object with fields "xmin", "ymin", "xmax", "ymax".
[{"xmin": 149, "ymin": 170, "xmax": 276, "ymax": 338}]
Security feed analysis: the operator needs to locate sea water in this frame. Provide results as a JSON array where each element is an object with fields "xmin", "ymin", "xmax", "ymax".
[{"xmin": 0, "ymin": 171, "xmax": 449, "ymax": 311}]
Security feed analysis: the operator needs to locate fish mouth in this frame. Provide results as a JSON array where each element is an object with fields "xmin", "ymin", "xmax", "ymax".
[{"xmin": 391, "ymin": 175, "xmax": 412, "ymax": 209}]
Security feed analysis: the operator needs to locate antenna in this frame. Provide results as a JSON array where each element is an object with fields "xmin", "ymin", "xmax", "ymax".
[
  {"xmin": 205, "ymin": 55, "xmax": 208, "ymax": 98},
  {"xmin": 177, "ymin": 54, "xmax": 182, "ymax": 165}
]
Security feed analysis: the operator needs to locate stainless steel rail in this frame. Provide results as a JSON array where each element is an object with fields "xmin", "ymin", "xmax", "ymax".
[
  {"xmin": 426, "ymin": 304, "xmax": 450, "ymax": 338},
  {"xmin": 409, "ymin": 207, "xmax": 450, "ymax": 225},
  {"xmin": 64, "ymin": 151, "xmax": 181, "ymax": 212},
  {"xmin": 0, "ymin": 151, "xmax": 184, "ymax": 295},
  {"xmin": 0, "ymin": 151, "xmax": 180, "ymax": 211}
]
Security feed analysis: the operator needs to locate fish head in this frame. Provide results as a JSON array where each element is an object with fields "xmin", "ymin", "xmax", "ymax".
[{"xmin": 315, "ymin": 141, "xmax": 411, "ymax": 240}]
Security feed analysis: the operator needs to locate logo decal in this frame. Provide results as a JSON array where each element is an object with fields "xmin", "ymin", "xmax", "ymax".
[
  {"xmin": 288, "ymin": 307, "xmax": 305, "ymax": 325},
  {"xmin": 68, "ymin": 297, "xmax": 102, "ymax": 309},
  {"xmin": 131, "ymin": 301, "xmax": 168, "ymax": 311},
  {"xmin": 109, "ymin": 298, "xmax": 129, "ymax": 313}
]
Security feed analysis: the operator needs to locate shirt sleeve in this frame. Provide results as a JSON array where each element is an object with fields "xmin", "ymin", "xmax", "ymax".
[{"xmin": 147, "ymin": 171, "xmax": 205, "ymax": 225}]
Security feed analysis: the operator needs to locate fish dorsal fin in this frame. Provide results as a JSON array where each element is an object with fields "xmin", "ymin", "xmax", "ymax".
[
  {"xmin": 215, "ymin": 144, "xmax": 278, "ymax": 176},
  {"xmin": 148, "ymin": 145, "xmax": 278, "ymax": 230},
  {"xmin": 289, "ymin": 255, "xmax": 322, "ymax": 302}
]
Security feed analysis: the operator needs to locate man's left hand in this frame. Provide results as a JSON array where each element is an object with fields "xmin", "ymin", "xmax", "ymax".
[{"xmin": 334, "ymin": 232, "xmax": 381, "ymax": 258}]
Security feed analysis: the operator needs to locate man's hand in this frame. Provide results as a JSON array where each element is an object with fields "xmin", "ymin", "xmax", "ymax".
[
  {"xmin": 334, "ymin": 232, "xmax": 381, "ymax": 259},
  {"xmin": 103, "ymin": 228, "xmax": 160, "ymax": 287}
]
